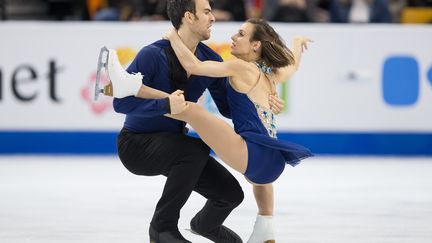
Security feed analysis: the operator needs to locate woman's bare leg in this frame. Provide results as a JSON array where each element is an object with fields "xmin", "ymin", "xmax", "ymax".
[
  {"xmin": 253, "ymin": 184, "xmax": 274, "ymax": 216},
  {"xmin": 136, "ymin": 85, "xmax": 169, "ymax": 99},
  {"xmin": 134, "ymin": 87, "xmax": 248, "ymax": 173},
  {"xmin": 167, "ymin": 102, "xmax": 248, "ymax": 174},
  {"xmin": 246, "ymin": 184, "xmax": 276, "ymax": 243}
]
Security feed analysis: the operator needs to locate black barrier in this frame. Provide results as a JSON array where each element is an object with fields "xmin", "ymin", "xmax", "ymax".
[{"xmin": 0, "ymin": 0, "xmax": 5, "ymax": 21}]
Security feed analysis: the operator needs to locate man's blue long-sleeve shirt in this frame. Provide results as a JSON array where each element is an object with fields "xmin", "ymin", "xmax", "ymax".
[{"xmin": 113, "ymin": 40, "xmax": 231, "ymax": 133}]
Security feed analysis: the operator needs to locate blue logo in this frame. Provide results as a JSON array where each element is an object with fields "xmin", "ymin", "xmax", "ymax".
[
  {"xmin": 428, "ymin": 65, "xmax": 432, "ymax": 87},
  {"xmin": 382, "ymin": 56, "xmax": 420, "ymax": 106}
]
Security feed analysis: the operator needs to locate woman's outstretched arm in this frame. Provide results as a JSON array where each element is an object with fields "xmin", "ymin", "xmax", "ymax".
[
  {"xmin": 166, "ymin": 28, "xmax": 244, "ymax": 78},
  {"xmin": 274, "ymin": 36, "xmax": 312, "ymax": 83}
]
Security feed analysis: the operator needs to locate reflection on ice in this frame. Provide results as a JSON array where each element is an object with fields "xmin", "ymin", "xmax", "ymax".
[{"xmin": 0, "ymin": 156, "xmax": 431, "ymax": 243}]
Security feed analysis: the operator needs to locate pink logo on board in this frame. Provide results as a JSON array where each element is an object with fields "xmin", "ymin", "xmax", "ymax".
[{"xmin": 81, "ymin": 72, "xmax": 112, "ymax": 114}]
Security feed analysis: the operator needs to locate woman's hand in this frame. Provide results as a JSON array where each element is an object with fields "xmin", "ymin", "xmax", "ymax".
[
  {"xmin": 293, "ymin": 36, "xmax": 313, "ymax": 53},
  {"xmin": 168, "ymin": 90, "xmax": 187, "ymax": 114},
  {"xmin": 163, "ymin": 27, "xmax": 178, "ymax": 41}
]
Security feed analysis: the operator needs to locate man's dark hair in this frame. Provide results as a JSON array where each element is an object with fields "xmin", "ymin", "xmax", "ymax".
[{"xmin": 166, "ymin": 0, "xmax": 196, "ymax": 29}]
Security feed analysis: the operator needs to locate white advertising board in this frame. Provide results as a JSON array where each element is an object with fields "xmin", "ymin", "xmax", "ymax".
[{"xmin": 1, "ymin": 22, "xmax": 431, "ymax": 132}]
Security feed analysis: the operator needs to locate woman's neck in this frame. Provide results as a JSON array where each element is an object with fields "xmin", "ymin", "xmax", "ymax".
[{"xmin": 234, "ymin": 53, "xmax": 260, "ymax": 63}]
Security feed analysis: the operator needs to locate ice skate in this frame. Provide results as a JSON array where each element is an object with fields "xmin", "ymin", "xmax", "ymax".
[
  {"xmin": 247, "ymin": 215, "xmax": 275, "ymax": 243},
  {"xmin": 94, "ymin": 46, "xmax": 142, "ymax": 100}
]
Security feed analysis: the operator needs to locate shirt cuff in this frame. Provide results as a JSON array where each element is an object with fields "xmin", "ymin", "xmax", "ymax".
[{"xmin": 157, "ymin": 97, "xmax": 171, "ymax": 114}]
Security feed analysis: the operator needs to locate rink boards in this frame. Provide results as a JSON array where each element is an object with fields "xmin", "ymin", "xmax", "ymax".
[{"xmin": 0, "ymin": 22, "xmax": 431, "ymax": 155}]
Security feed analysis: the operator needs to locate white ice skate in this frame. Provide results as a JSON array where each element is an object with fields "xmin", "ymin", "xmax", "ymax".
[
  {"xmin": 247, "ymin": 215, "xmax": 276, "ymax": 243},
  {"xmin": 94, "ymin": 46, "xmax": 142, "ymax": 100}
]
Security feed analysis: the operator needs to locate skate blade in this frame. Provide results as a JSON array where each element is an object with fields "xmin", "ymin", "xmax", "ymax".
[
  {"xmin": 94, "ymin": 46, "xmax": 109, "ymax": 101},
  {"xmin": 185, "ymin": 228, "xmax": 200, "ymax": 236}
]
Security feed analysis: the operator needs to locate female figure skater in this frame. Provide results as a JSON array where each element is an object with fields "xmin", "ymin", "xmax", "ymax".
[{"xmin": 102, "ymin": 18, "xmax": 312, "ymax": 243}]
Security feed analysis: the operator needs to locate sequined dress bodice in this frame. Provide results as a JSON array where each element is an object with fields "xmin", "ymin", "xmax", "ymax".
[{"xmin": 248, "ymin": 96, "xmax": 277, "ymax": 138}]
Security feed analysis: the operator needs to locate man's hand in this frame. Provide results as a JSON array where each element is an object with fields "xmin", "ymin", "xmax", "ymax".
[
  {"xmin": 169, "ymin": 90, "xmax": 187, "ymax": 114},
  {"xmin": 269, "ymin": 93, "xmax": 285, "ymax": 114}
]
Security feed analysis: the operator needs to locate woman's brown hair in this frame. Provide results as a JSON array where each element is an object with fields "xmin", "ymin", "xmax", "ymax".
[{"xmin": 247, "ymin": 18, "xmax": 294, "ymax": 69}]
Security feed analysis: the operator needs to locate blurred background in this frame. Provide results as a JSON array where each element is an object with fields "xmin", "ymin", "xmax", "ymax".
[
  {"xmin": 0, "ymin": 0, "xmax": 431, "ymax": 242},
  {"xmin": 0, "ymin": 0, "xmax": 432, "ymax": 23},
  {"xmin": 0, "ymin": 0, "xmax": 431, "ymax": 155}
]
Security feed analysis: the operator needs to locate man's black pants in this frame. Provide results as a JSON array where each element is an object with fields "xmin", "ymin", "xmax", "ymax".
[{"xmin": 117, "ymin": 128, "xmax": 244, "ymax": 233}]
